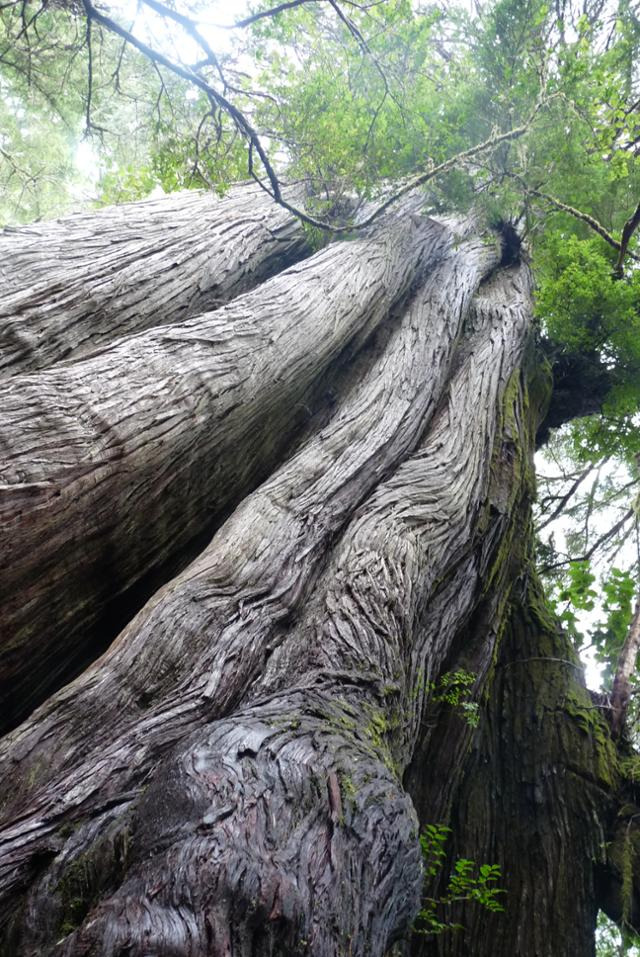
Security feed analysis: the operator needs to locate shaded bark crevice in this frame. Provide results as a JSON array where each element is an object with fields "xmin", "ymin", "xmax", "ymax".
[
  {"xmin": 0, "ymin": 208, "xmax": 452, "ymax": 731},
  {"xmin": 401, "ymin": 333, "xmax": 627, "ymax": 957},
  {"xmin": 3, "ymin": 198, "xmax": 636, "ymax": 956}
]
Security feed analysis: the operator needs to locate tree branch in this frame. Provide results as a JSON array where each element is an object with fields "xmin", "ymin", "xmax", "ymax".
[
  {"xmin": 346, "ymin": 109, "xmax": 542, "ymax": 232},
  {"xmin": 610, "ymin": 597, "xmax": 640, "ymax": 737},
  {"xmin": 536, "ymin": 464, "xmax": 594, "ymax": 532},
  {"xmin": 505, "ymin": 170, "xmax": 640, "ymax": 269},
  {"xmin": 78, "ymin": 1, "xmax": 548, "ymax": 233},
  {"xmin": 614, "ymin": 200, "xmax": 640, "ymax": 277},
  {"xmin": 540, "ymin": 508, "xmax": 635, "ymax": 574},
  {"xmin": 232, "ymin": 0, "xmax": 322, "ymax": 29},
  {"xmin": 513, "ymin": 176, "xmax": 620, "ymax": 252},
  {"xmin": 81, "ymin": 0, "xmax": 284, "ymax": 203},
  {"xmin": 140, "ymin": 0, "xmax": 226, "ymax": 87}
]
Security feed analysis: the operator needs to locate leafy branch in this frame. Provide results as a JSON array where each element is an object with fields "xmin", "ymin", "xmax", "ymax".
[
  {"xmin": 504, "ymin": 171, "xmax": 640, "ymax": 273},
  {"xmin": 427, "ymin": 669, "xmax": 480, "ymax": 728},
  {"xmin": 74, "ymin": 0, "xmax": 549, "ymax": 233},
  {"xmin": 415, "ymin": 824, "xmax": 505, "ymax": 938}
]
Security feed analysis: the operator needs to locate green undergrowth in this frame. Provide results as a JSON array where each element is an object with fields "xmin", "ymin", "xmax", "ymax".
[{"xmin": 414, "ymin": 823, "xmax": 505, "ymax": 938}]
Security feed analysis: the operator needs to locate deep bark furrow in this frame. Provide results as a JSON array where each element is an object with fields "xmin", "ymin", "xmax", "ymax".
[
  {"xmin": 419, "ymin": 579, "xmax": 617, "ymax": 957},
  {"xmin": 0, "ymin": 212, "xmax": 448, "ymax": 730},
  {"xmin": 0, "ymin": 184, "xmax": 308, "ymax": 376},
  {"xmin": 0, "ymin": 256, "xmax": 534, "ymax": 956},
  {"xmin": 0, "ymin": 231, "xmax": 495, "ymax": 851}
]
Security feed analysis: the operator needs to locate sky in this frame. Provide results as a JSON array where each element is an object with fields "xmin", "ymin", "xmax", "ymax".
[{"xmin": 75, "ymin": 0, "xmax": 249, "ymax": 180}]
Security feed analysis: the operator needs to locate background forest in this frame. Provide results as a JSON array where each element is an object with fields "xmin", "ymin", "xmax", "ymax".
[{"xmin": 1, "ymin": 0, "xmax": 640, "ymax": 953}]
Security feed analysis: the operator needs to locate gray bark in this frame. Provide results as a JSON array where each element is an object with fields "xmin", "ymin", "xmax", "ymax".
[
  {"xmin": 0, "ymin": 231, "xmax": 533, "ymax": 955},
  {"xmin": 0, "ymin": 199, "xmax": 632, "ymax": 957},
  {"xmin": 0, "ymin": 231, "xmax": 501, "ymax": 819},
  {"xmin": 0, "ymin": 183, "xmax": 308, "ymax": 376},
  {"xmin": 0, "ymin": 209, "xmax": 449, "ymax": 729}
]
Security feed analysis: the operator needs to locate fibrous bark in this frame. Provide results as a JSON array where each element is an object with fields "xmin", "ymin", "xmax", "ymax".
[
  {"xmin": 0, "ymin": 183, "xmax": 309, "ymax": 376},
  {"xmin": 0, "ymin": 229, "xmax": 500, "ymax": 823},
  {"xmin": 0, "ymin": 198, "xmax": 635, "ymax": 957},
  {"xmin": 0, "ymin": 207, "xmax": 449, "ymax": 729},
  {"xmin": 1, "ymin": 221, "xmax": 528, "ymax": 954}
]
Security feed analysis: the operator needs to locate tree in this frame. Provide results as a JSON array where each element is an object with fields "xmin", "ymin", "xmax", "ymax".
[{"xmin": 0, "ymin": 1, "xmax": 640, "ymax": 955}]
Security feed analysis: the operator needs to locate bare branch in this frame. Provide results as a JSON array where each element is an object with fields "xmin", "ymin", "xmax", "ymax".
[
  {"xmin": 232, "ymin": 0, "xmax": 321, "ymax": 29},
  {"xmin": 151, "ymin": 61, "xmax": 175, "ymax": 123},
  {"xmin": 80, "ymin": 0, "xmax": 284, "ymax": 204},
  {"xmin": 229, "ymin": 0, "xmax": 386, "ymax": 23},
  {"xmin": 540, "ymin": 508, "xmax": 635, "ymax": 574},
  {"xmin": 536, "ymin": 464, "xmax": 594, "ymax": 532},
  {"xmin": 140, "ymin": 0, "xmax": 226, "ymax": 86}
]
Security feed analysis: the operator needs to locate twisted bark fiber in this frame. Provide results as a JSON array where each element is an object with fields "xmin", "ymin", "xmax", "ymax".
[
  {"xmin": 0, "ymin": 183, "xmax": 309, "ymax": 376},
  {"xmin": 2, "ymin": 236, "xmax": 529, "ymax": 954},
  {"xmin": 0, "ymin": 208, "xmax": 448, "ymax": 730},
  {"xmin": 0, "ymin": 203, "xmax": 635, "ymax": 956}
]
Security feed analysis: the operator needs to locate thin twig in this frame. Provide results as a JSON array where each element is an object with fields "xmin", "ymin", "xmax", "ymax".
[
  {"xmin": 540, "ymin": 508, "xmax": 635, "ymax": 573},
  {"xmin": 83, "ymin": 4, "xmax": 92, "ymax": 135}
]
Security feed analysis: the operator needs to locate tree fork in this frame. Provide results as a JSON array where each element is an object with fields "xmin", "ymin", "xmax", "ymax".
[
  {"xmin": 0, "ymin": 206, "xmax": 449, "ymax": 731},
  {"xmin": 1, "ymin": 243, "xmax": 536, "ymax": 955},
  {"xmin": 0, "ymin": 227, "xmax": 501, "ymax": 868}
]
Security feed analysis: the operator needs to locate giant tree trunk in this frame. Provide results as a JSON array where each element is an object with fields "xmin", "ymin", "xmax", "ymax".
[
  {"xmin": 0, "ymin": 182, "xmax": 308, "ymax": 376},
  {"xmin": 0, "ymin": 195, "xmax": 635, "ymax": 956},
  {"xmin": 0, "ymin": 205, "xmax": 451, "ymax": 729}
]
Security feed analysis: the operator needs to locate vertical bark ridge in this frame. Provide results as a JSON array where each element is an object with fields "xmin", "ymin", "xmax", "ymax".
[
  {"xmin": 0, "ymin": 211, "xmax": 448, "ymax": 730},
  {"xmin": 0, "ymin": 259, "xmax": 535, "ymax": 956},
  {"xmin": 418, "ymin": 575, "xmax": 618, "ymax": 957},
  {"xmin": 0, "ymin": 233, "xmax": 497, "ymax": 887},
  {"xmin": 0, "ymin": 184, "xmax": 309, "ymax": 376}
]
